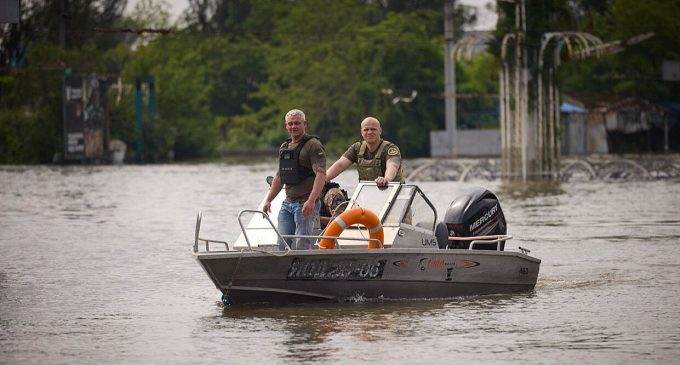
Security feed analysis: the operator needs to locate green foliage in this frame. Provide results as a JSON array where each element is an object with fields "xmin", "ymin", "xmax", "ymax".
[
  {"xmin": 16, "ymin": 0, "xmax": 127, "ymax": 50},
  {"xmin": 117, "ymin": 32, "xmax": 270, "ymax": 160},
  {"xmin": 0, "ymin": 42, "xmax": 70, "ymax": 163},
  {"xmin": 453, "ymin": 53, "xmax": 500, "ymax": 130},
  {"xmin": 228, "ymin": 2, "xmax": 445, "ymax": 157},
  {"xmin": 0, "ymin": 0, "xmax": 469, "ymax": 162},
  {"xmin": 457, "ymin": 52, "xmax": 498, "ymax": 95},
  {"xmin": 0, "ymin": 0, "xmax": 128, "ymax": 163},
  {"xmin": 559, "ymin": 0, "xmax": 680, "ymax": 100},
  {"xmin": 12, "ymin": 0, "xmax": 678, "ymax": 162}
]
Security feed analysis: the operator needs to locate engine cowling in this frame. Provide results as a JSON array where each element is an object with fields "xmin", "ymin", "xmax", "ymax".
[{"xmin": 436, "ymin": 187, "xmax": 507, "ymax": 250}]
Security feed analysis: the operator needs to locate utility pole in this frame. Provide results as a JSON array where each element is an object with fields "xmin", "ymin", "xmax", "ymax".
[
  {"xmin": 444, "ymin": 0, "xmax": 457, "ymax": 156},
  {"xmin": 135, "ymin": 79, "xmax": 144, "ymax": 162},
  {"xmin": 59, "ymin": 0, "xmax": 68, "ymax": 48},
  {"xmin": 134, "ymin": 77, "xmax": 157, "ymax": 163}
]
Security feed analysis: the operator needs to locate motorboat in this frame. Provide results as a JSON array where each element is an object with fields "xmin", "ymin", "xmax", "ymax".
[{"xmin": 193, "ymin": 182, "xmax": 540, "ymax": 306}]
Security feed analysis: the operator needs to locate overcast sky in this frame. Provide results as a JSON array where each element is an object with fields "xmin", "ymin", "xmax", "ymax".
[{"xmin": 125, "ymin": 0, "xmax": 497, "ymax": 30}]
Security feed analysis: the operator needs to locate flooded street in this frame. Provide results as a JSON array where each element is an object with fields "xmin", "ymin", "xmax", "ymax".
[{"xmin": 1, "ymin": 163, "xmax": 679, "ymax": 363}]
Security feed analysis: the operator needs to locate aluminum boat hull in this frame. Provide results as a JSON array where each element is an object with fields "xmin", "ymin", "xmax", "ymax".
[{"xmin": 195, "ymin": 248, "xmax": 540, "ymax": 305}]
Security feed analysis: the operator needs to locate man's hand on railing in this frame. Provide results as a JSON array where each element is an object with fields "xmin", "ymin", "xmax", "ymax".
[{"xmin": 262, "ymin": 201, "xmax": 272, "ymax": 214}]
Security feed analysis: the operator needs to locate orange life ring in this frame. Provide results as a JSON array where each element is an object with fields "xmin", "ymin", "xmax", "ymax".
[{"xmin": 319, "ymin": 207, "xmax": 384, "ymax": 249}]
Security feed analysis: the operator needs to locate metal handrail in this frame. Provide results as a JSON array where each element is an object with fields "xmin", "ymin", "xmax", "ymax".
[
  {"xmin": 195, "ymin": 210, "xmax": 384, "ymax": 252},
  {"xmin": 197, "ymin": 237, "xmax": 229, "ymax": 252},
  {"xmin": 194, "ymin": 211, "xmax": 230, "ymax": 252},
  {"xmin": 447, "ymin": 234, "xmax": 513, "ymax": 251},
  {"xmin": 238, "ymin": 210, "xmax": 386, "ymax": 251},
  {"xmin": 194, "ymin": 212, "xmax": 202, "ymax": 253},
  {"xmin": 283, "ymin": 235, "xmax": 383, "ymax": 249},
  {"xmin": 467, "ymin": 235, "xmax": 512, "ymax": 251},
  {"xmin": 448, "ymin": 234, "xmax": 513, "ymax": 242},
  {"xmin": 238, "ymin": 209, "xmax": 289, "ymax": 251},
  {"xmin": 198, "ymin": 234, "xmax": 382, "ymax": 252}
]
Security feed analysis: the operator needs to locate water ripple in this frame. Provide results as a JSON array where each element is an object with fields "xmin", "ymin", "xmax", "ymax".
[{"xmin": 1, "ymin": 164, "xmax": 679, "ymax": 363}]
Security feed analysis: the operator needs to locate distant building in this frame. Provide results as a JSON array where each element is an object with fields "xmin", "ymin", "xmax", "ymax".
[
  {"xmin": 584, "ymin": 97, "xmax": 679, "ymax": 154},
  {"xmin": 560, "ymin": 100, "xmax": 609, "ymax": 155},
  {"xmin": 561, "ymin": 96, "xmax": 680, "ymax": 155},
  {"xmin": 434, "ymin": 96, "xmax": 679, "ymax": 157}
]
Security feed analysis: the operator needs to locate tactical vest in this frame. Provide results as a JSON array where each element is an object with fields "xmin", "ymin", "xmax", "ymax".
[
  {"xmin": 279, "ymin": 135, "xmax": 318, "ymax": 185},
  {"xmin": 356, "ymin": 140, "xmax": 404, "ymax": 182}
]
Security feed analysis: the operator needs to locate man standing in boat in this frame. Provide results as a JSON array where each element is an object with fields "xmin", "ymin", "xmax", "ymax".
[
  {"xmin": 263, "ymin": 109, "xmax": 327, "ymax": 250},
  {"xmin": 326, "ymin": 117, "xmax": 404, "ymax": 187}
]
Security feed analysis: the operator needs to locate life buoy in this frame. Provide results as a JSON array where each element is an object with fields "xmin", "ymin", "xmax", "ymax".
[{"xmin": 319, "ymin": 208, "xmax": 384, "ymax": 249}]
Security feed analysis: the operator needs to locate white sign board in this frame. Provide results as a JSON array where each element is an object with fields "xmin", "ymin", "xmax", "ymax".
[{"xmin": 662, "ymin": 60, "xmax": 680, "ymax": 81}]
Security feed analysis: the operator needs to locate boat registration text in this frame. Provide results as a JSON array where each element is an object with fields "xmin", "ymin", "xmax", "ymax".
[{"xmin": 287, "ymin": 258, "xmax": 386, "ymax": 281}]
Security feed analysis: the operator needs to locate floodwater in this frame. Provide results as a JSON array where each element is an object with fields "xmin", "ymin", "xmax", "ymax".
[{"xmin": 1, "ymin": 162, "xmax": 679, "ymax": 364}]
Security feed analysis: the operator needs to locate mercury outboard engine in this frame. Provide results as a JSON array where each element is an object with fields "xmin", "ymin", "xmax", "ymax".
[{"xmin": 436, "ymin": 187, "xmax": 507, "ymax": 250}]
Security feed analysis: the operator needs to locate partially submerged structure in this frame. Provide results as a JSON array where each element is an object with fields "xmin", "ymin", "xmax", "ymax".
[{"xmin": 561, "ymin": 97, "xmax": 679, "ymax": 154}]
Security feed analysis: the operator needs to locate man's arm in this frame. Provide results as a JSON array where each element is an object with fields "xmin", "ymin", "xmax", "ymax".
[
  {"xmin": 262, "ymin": 173, "xmax": 282, "ymax": 214},
  {"xmin": 375, "ymin": 157, "xmax": 401, "ymax": 187},
  {"xmin": 302, "ymin": 163, "xmax": 326, "ymax": 217},
  {"xmin": 325, "ymin": 156, "xmax": 352, "ymax": 181}
]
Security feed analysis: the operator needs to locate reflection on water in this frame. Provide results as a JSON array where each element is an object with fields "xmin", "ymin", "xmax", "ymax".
[
  {"xmin": 498, "ymin": 180, "xmax": 566, "ymax": 200},
  {"xmin": 218, "ymin": 295, "xmax": 534, "ymax": 362},
  {"xmin": 1, "ymin": 164, "xmax": 679, "ymax": 363}
]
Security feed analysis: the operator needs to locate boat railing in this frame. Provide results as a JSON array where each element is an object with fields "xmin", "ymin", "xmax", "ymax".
[
  {"xmin": 198, "ymin": 211, "xmax": 515, "ymax": 253},
  {"xmin": 448, "ymin": 234, "xmax": 513, "ymax": 251},
  {"xmin": 194, "ymin": 212, "xmax": 230, "ymax": 253},
  {"xmin": 237, "ymin": 209, "xmax": 290, "ymax": 250},
  {"xmin": 237, "ymin": 210, "xmax": 382, "ymax": 250},
  {"xmin": 193, "ymin": 210, "xmax": 382, "ymax": 253}
]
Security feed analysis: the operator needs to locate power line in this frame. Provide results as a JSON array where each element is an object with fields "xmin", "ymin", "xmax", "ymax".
[{"xmin": 93, "ymin": 27, "xmax": 175, "ymax": 34}]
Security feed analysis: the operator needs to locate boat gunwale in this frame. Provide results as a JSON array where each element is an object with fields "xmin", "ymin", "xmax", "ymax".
[{"xmin": 193, "ymin": 247, "xmax": 541, "ymax": 264}]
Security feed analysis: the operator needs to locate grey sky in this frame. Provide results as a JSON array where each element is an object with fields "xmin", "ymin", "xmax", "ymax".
[{"xmin": 126, "ymin": 0, "xmax": 497, "ymax": 30}]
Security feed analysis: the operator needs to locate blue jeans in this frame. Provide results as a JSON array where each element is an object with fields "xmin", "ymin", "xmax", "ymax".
[{"xmin": 278, "ymin": 199, "xmax": 320, "ymax": 250}]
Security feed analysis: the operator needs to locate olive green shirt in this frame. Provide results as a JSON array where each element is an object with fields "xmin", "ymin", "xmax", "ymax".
[
  {"xmin": 280, "ymin": 135, "xmax": 326, "ymax": 202},
  {"xmin": 342, "ymin": 140, "xmax": 403, "ymax": 182}
]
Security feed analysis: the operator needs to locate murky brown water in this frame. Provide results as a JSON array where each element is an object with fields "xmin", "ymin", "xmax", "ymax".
[{"xmin": 1, "ymin": 163, "xmax": 679, "ymax": 363}]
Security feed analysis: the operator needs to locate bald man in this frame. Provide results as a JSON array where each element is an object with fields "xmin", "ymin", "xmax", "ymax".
[{"xmin": 326, "ymin": 117, "xmax": 404, "ymax": 187}]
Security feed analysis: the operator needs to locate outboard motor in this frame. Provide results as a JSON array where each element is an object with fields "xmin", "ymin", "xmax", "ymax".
[{"xmin": 435, "ymin": 187, "xmax": 507, "ymax": 250}]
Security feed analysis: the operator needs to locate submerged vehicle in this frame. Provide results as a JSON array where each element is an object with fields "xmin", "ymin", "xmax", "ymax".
[{"xmin": 193, "ymin": 182, "xmax": 540, "ymax": 305}]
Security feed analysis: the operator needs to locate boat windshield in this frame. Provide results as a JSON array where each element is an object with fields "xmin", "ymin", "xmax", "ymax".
[
  {"xmin": 348, "ymin": 184, "xmax": 397, "ymax": 218},
  {"xmin": 383, "ymin": 186, "xmax": 415, "ymax": 225}
]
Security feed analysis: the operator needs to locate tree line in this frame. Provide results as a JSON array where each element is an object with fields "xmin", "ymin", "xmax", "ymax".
[{"xmin": 0, "ymin": 0, "xmax": 677, "ymax": 163}]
